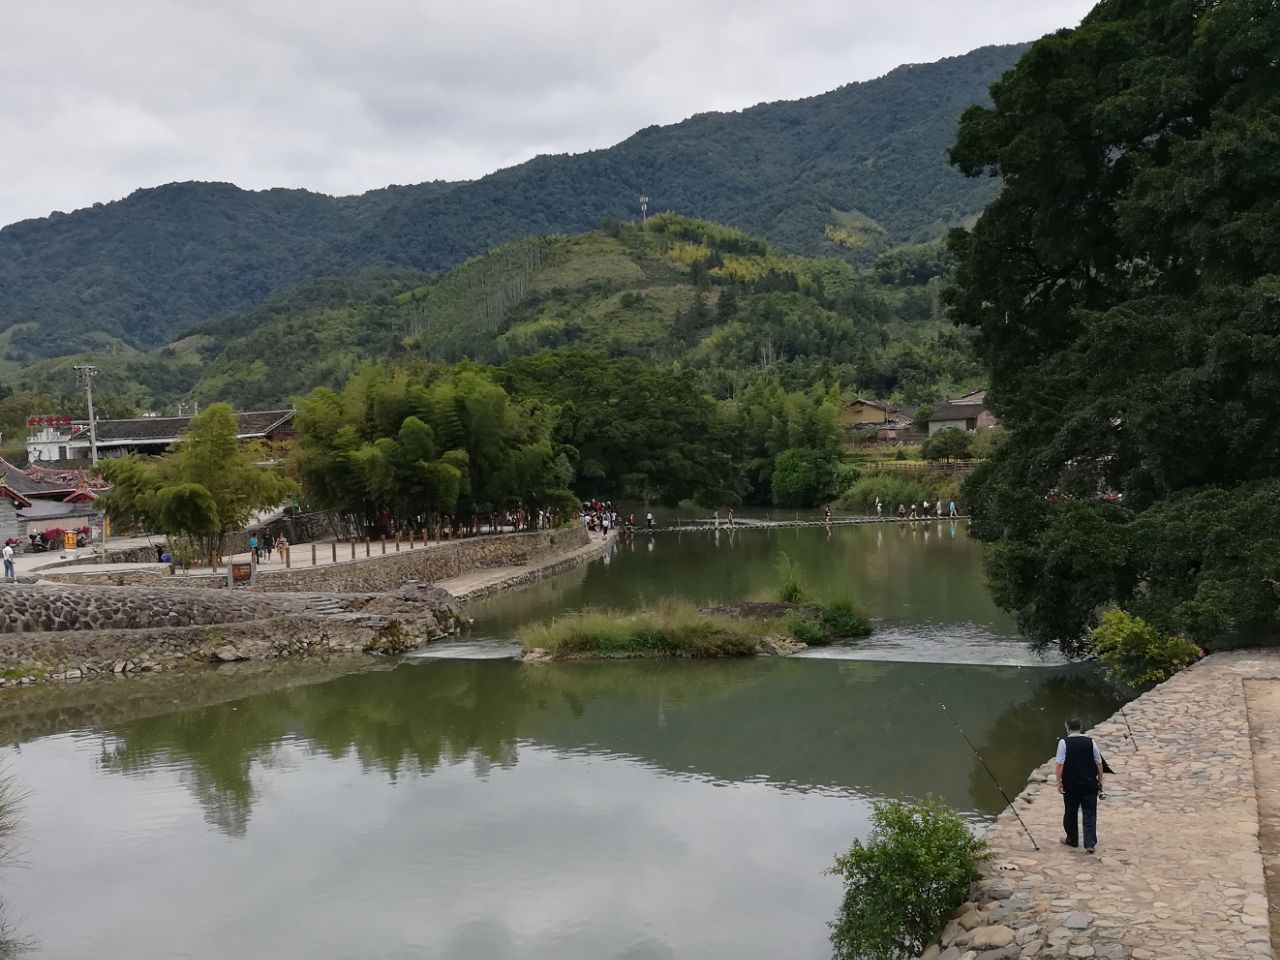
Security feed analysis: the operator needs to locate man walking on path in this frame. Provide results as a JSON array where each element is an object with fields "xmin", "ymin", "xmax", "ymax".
[
  {"xmin": 2, "ymin": 542, "xmax": 13, "ymax": 582},
  {"xmin": 1057, "ymin": 717, "xmax": 1105, "ymax": 852}
]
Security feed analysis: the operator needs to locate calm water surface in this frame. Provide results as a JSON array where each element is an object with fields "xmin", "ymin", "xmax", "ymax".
[{"xmin": 0, "ymin": 524, "xmax": 1119, "ymax": 959}]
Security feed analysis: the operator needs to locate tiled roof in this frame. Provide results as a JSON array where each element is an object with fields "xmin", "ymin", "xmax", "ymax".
[
  {"xmin": 928, "ymin": 401, "xmax": 986, "ymax": 422},
  {"xmin": 0, "ymin": 457, "xmax": 82, "ymax": 496},
  {"xmin": 86, "ymin": 409, "xmax": 294, "ymax": 443}
]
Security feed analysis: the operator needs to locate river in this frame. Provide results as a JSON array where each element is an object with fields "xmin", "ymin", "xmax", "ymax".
[{"xmin": 0, "ymin": 522, "xmax": 1118, "ymax": 959}]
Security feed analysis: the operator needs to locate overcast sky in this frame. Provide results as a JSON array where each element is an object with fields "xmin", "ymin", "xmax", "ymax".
[{"xmin": 1, "ymin": 0, "xmax": 1094, "ymax": 228}]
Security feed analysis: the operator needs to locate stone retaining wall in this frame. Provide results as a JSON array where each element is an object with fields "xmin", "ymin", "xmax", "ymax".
[
  {"xmin": 0, "ymin": 584, "xmax": 296, "ymax": 633},
  {"xmin": 248, "ymin": 526, "xmax": 589, "ymax": 594},
  {"xmin": 0, "ymin": 582, "xmax": 466, "ymax": 686}
]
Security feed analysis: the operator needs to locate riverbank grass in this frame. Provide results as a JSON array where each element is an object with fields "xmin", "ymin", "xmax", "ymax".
[
  {"xmin": 521, "ymin": 599, "xmax": 769, "ymax": 660},
  {"xmin": 521, "ymin": 597, "xmax": 873, "ymax": 660}
]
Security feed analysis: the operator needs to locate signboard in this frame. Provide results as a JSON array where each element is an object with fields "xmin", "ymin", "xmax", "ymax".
[
  {"xmin": 231, "ymin": 562, "xmax": 253, "ymax": 584},
  {"xmin": 63, "ymin": 530, "xmax": 77, "ymax": 552}
]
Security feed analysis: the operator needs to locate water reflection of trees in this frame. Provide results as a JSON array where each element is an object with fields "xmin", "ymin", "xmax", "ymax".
[
  {"xmin": 91, "ymin": 658, "xmax": 1121, "ymax": 838},
  {"xmin": 98, "ymin": 662, "xmax": 531, "ymax": 837},
  {"xmin": 964, "ymin": 671, "xmax": 1123, "ymax": 812},
  {"xmin": 96, "ymin": 659, "xmax": 768, "ymax": 837}
]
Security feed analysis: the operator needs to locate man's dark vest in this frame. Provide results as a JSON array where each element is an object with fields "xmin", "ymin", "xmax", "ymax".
[{"xmin": 1062, "ymin": 735, "xmax": 1100, "ymax": 792}]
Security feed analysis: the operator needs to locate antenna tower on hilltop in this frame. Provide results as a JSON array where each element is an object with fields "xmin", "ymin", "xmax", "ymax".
[{"xmin": 639, "ymin": 194, "xmax": 649, "ymax": 225}]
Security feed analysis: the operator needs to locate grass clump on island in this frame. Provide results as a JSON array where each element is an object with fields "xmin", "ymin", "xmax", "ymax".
[
  {"xmin": 520, "ymin": 596, "xmax": 873, "ymax": 660},
  {"xmin": 521, "ymin": 599, "xmax": 766, "ymax": 660},
  {"xmin": 787, "ymin": 600, "xmax": 873, "ymax": 646}
]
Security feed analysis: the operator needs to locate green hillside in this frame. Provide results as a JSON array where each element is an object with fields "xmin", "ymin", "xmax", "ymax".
[
  {"xmin": 4, "ymin": 214, "xmax": 978, "ymax": 425},
  {"xmin": 0, "ymin": 43, "xmax": 1023, "ymax": 360}
]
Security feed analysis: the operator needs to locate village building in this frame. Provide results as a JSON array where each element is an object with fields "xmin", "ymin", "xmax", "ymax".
[
  {"xmin": 0, "ymin": 459, "xmax": 108, "ymax": 548},
  {"xmin": 841, "ymin": 398, "xmax": 922, "ymax": 442},
  {"xmin": 925, "ymin": 389, "xmax": 998, "ymax": 436},
  {"xmin": 26, "ymin": 409, "xmax": 295, "ymax": 464}
]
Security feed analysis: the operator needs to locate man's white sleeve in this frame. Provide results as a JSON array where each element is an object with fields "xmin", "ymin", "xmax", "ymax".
[{"xmin": 1054, "ymin": 739, "xmax": 1066, "ymax": 763}]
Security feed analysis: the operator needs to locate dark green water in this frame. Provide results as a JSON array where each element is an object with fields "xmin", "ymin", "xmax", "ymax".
[{"xmin": 0, "ymin": 524, "xmax": 1118, "ymax": 959}]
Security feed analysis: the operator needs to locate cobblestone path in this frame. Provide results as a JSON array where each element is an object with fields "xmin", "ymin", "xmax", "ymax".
[{"xmin": 923, "ymin": 650, "xmax": 1280, "ymax": 960}]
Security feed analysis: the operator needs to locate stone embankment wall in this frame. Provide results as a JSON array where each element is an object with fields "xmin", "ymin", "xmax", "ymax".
[
  {"xmin": 249, "ymin": 526, "xmax": 589, "ymax": 594},
  {"xmin": 921, "ymin": 650, "xmax": 1279, "ymax": 960},
  {"xmin": 0, "ymin": 585, "xmax": 292, "ymax": 633},
  {"xmin": 0, "ymin": 583, "xmax": 466, "ymax": 688}
]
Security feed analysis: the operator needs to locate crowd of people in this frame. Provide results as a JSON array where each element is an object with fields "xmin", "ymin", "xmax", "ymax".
[
  {"xmin": 875, "ymin": 498, "xmax": 959, "ymax": 520},
  {"xmin": 580, "ymin": 499, "xmax": 656, "ymax": 538}
]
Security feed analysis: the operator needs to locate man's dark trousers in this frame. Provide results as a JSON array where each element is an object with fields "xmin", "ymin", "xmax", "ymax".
[{"xmin": 1062, "ymin": 789, "xmax": 1098, "ymax": 848}]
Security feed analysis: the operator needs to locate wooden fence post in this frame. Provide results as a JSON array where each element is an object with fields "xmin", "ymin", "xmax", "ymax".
[
  {"xmin": 311, "ymin": 543, "xmax": 317, "ymax": 566},
  {"xmin": 365, "ymin": 537, "xmax": 370, "ymax": 557},
  {"xmin": 331, "ymin": 543, "xmax": 337, "ymax": 564},
  {"xmin": 395, "ymin": 531, "xmax": 401, "ymax": 553}
]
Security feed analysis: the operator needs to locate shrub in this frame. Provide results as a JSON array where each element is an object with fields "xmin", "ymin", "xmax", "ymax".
[
  {"xmin": 1089, "ymin": 609, "xmax": 1202, "ymax": 688},
  {"xmin": 836, "ymin": 471, "xmax": 946, "ymax": 513},
  {"xmin": 786, "ymin": 616, "xmax": 827, "ymax": 645},
  {"xmin": 921, "ymin": 429, "xmax": 975, "ymax": 463},
  {"xmin": 817, "ymin": 600, "xmax": 873, "ymax": 639},
  {"xmin": 828, "ymin": 796, "xmax": 988, "ymax": 960},
  {"xmin": 776, "ymin": 552, "xmax": 806, "ymax": 603},
  {"xmin": 771, "ymin": 447, "xmax": 835, "ymax": 507}
]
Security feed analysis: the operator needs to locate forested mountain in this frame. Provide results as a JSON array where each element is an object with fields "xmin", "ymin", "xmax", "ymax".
[
  {"xmin": 0, "ymin": 43, "xmax": 1023, "ymax": 361},
  {"xmin": 1, "ymin": 214, "xmax": 979, "ymax": 426}
]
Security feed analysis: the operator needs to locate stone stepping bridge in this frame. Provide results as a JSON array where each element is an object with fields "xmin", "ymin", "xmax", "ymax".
[{"xmin": 924, "ymin": 650, "xmax": 1280, "ymax": 960}]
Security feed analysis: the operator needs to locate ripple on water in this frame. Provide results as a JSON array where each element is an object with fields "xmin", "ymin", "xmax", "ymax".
[
  {"xmin": 408, "ymin": 640, "xmax": 522, "ymax": 660},
  {"xmin": 792, "ymin": 621, "xmax": 1065, "ymax": 667}
]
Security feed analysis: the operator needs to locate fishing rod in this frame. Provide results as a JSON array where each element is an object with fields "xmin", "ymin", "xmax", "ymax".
[
  {"xmin": 1016, "ymin": 665, "xmax": 1137, "ymax": 753},
  {"xmin": 1117, "ymin": 701, "xmax": 1138, "ymax": 751},
  {"xmin": 937, "ymin": 701, "xmax": 1040, "ymax": 851}
]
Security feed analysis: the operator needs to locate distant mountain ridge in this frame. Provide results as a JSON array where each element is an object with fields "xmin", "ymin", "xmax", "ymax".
[{"xmin": 0, "ymin": 42, "xmax": 1025, "ymax": 362}]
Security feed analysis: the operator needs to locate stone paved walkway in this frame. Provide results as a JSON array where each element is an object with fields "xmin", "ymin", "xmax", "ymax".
[
  {"xmin": 436, "ymin": 531, "xmax": 615, "ymax": 602},
  {"xmin": 925, "ymin": 650, "xmax": 1280, "ymax": 960}
]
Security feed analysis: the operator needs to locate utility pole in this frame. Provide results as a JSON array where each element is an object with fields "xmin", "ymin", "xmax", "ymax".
[{"xmin": 73, "ymin": 365, "xmax": 99, "ymax": 466}]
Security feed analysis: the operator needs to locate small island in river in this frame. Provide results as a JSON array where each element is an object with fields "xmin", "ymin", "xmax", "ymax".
[{"xmin": 519, "ymin": 597, "xmax": 871, "ymax": 662}]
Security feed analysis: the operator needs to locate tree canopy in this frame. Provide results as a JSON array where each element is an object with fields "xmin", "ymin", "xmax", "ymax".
[
  {"xmin": 948, "ymin": 0, "xmax": 1280, "ymax": 652},
  {"xmin": 97, "ymin": 403, "xmax": 296, "ymax": 559}
]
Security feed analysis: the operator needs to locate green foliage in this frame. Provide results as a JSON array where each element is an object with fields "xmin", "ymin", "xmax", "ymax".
[
  {"xmin": 151, "ymin": 484, "xmax": 220, "ymax": 539},
  {"xmin": 921, "ymin": 429, "xmax": 974, "ymax": 463},
  {"xmin": 836, "ymin": 471, "xmax": 950, "ymax": 513},
  {"xmin": 520, "ymin": 598, "xmax": 763, "ymax": 659},
  {"xmin": 96, "ymin": 403, "xmax": 297, "ymax": 558},
  {"xmin": 770, "ymin": 448, "xmax": 834, "ymax": 508},
  {"xmin": 776, "ymin": 552, "xmax": 806, "ymax": 604},
  {"xmin": 948, "ymin": 4, "xmax": 1280, "ymax": 651},
  {"xmin": 828, "ymin": 796, "xmax": 989, "ymax": 960},
  {"xmin": 1090, "ymin": 610, "xmax": 1202, "ymax": 689},
  {"xmin": 293, "ymin": 363, "xmax": 570, "ymax": 521},
  {"xmin": 498, "ymin": 351, "xmax": 743, "ymax": 506},
  {"xmin": 817, "ymin": 600, "xmax": 873, "ymax": 640},
  {"xmin": 786, "ymin": 616, "xmax": 828, "ymax": 646},
  {"xmin": 0, "ymin": 45, "xmax": 1019, "ymax": 360}
]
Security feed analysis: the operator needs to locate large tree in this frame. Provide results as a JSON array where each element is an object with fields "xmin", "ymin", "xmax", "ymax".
[
  {"xmin": 947, "ymin": 0, "xmax": 1280, "ymax": 653},
  {"xmin": 98, "ymin": 403, "xmax": 297, "ymax": 561}
]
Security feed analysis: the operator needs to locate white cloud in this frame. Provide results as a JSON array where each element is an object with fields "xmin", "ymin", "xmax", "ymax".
[{"xmin": 0, "ymin": 0, "xmax": 1095, "ymax": 226}]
